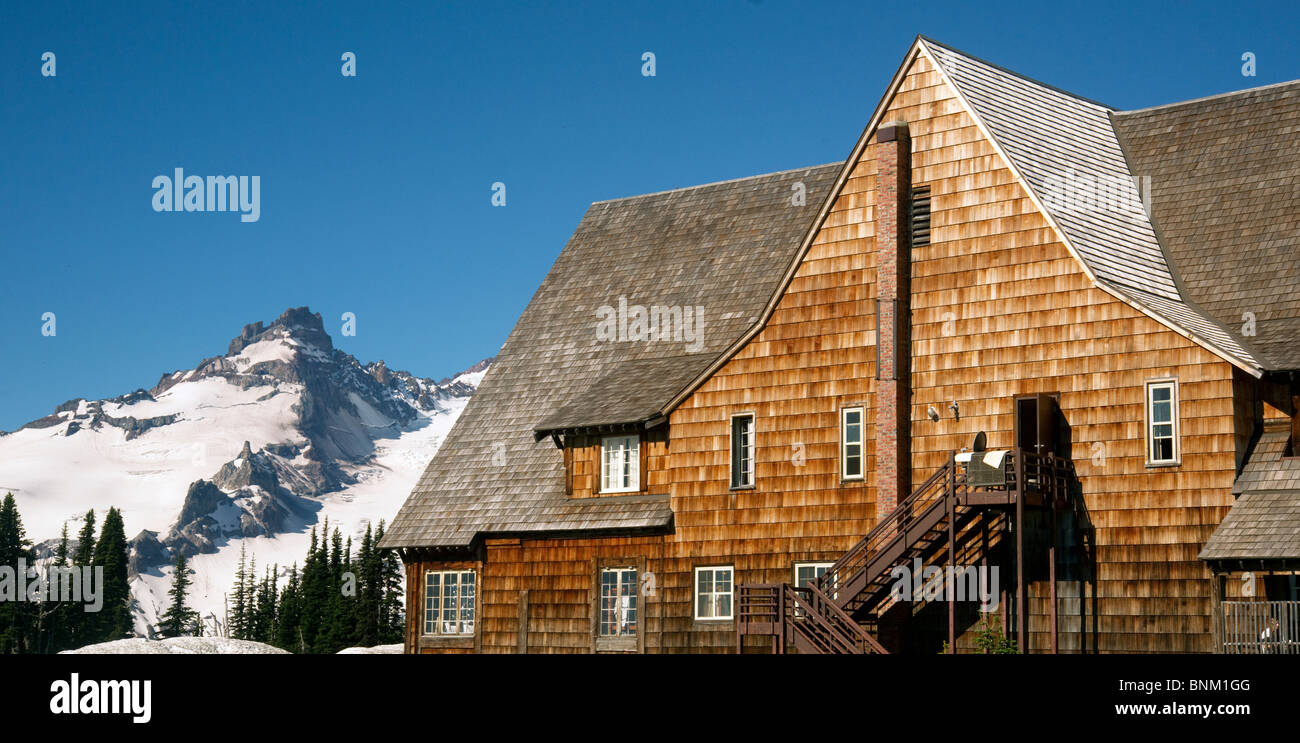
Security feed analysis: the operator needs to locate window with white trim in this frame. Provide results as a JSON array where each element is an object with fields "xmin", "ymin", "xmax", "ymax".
[
  {"xmin": 694, "ymin": 566, "xmax": 734, "ymax": 620},
  {"xmin": 730, "ymin": 414, "xmax": 755, "ymax": 488},
  {"xmin": 600, "ymin": 434, "xmax": 640, "ymax": 493},
  {"xmin": 1145, "ymin": 380, "xmax": 1179, "ymax": 465},
  {"xmin": 598, "ymin": 567, "xmax": 638, "ymax": 637},
  {"xmin": 423, "ymin": 570, "xmax": 475, "ymax": 636},
  {"xmin": 842, "ymin": 407, "xmax": 864, "ymax": 480},
  {"xmin": 794, "ymin": 562, "xmax": 835, "ymax": 590}
]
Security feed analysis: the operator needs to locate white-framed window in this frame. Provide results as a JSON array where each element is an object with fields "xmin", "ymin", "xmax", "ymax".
[
  {"xmin": 794, "ymin": 562, "xmax": 835, "ymax": 590},
  {"xmin": 423, "ymin": 569, "xmax": 475, "ymax": 636},
  {"xmin": 598, "ymin": 567, "xmax": 638, "ymax": 637},
  {"xmin": 694, "ymin": 565, "xmax": 734, "ymax": 621},
  {"xmin": 842, "ymin": 407, "xmax": 864, "ymax": 480},
  {"xmin": 730, "ymin": 413, "xmax": 755, "ymax": 488},
  {"xmin": 600, "ymin": 434, "xmax": 640, "ymax": 493},
  {"xmin": 792, "ymin": 561, "xmax": 837, "ymax": 615},
  {"xmin": 1145, "ymin": 379, "xmax": 1179, "ymax": 465}
]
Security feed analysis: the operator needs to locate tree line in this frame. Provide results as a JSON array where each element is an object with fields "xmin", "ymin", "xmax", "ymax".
[
  {"xmin": 1, "ymin": 491, "xmax": 404, "ymax": 653},
  {"xmin": 219, "ymin": 518, "xmax": 404, "ymax": 653},
  {"xmin": 0, "ymin": 493, "xmax": 133, "ymax": 653}
]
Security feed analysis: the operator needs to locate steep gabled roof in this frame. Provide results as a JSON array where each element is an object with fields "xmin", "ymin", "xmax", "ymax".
[
  {"xmin": 1113, "ymin": 81, "xmax": 1300, "ymax": 370},
  {"xmin": 659, "ymin": 37, "xmax": 1266, "ymax": 417},
  {"xmin": 380, "ymin": 164, "xmax": 841, "ymax": 548},
  {"xmin": 919, "ymin": 38, "xmax": 1262, "ymax": 375}
]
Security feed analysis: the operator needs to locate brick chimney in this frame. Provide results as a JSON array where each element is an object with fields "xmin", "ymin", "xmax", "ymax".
[{"xmin": 875, "ymin": 121, "xmax": 912, "ymax": 518}]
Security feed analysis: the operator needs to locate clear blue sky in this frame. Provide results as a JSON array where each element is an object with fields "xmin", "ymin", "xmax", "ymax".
[{"xmin": 2, "ymin": 0, "xmax": 1297, "ymax": 431}]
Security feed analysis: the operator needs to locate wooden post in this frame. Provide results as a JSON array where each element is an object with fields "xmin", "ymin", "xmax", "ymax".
[
  {"xmin": 948, "ymin": 454, "xmax": 956, "ymax": 653},
  {"xmin": 1210, "ymin": 570, "xmax": 1224, "ymax": 654},
  {"xmin": 776, "ymin": 586, "xmax": 786, "ymax": 655},
  {"xmin": 1050, "ymin": 500, "xmax": 1058, "ymax": 654},
  {"xmin": 1016, "ymin": 448, "xmax": 1026, "ymax": 654}
]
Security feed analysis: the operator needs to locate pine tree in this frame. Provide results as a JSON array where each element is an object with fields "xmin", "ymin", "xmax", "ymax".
[
  {"xmin": 43, "ymin": 521, "xmax": 73, "ymax": 653},
  {"xmin": 376, "ymin": 520, "xmax": 404, "ymax": 643},
  {"xmin": 160, "ymin": 552, "xmax": 198, "ymax": 637},
  {"xmin": 0, "ymin": 493, "xmax": 34, "ymax": 653},
  {"xmin": 275, "ymin": 562, "xmax": 303, "ymax": 652},
  {"xmin": 299, "ymin": 525, "xmax": 326, "ymax": 652},
  {"xmin": 322, "ymin": 526, "xmax": 347, "ymax": 653},
  {"xmin": 230, "ymin": 544, "xmax": 250, "ymax": 640},
  {"xmin": 73, "ymin": 509, "xmax": 96, "ymax": 566},
  {"xmin": 54, "ymin": 523, "xmax": 69, "ymax": 566},
  {"xmin": 90, "ymin": 507, "xmax": 132, "ymax": 642},
  {"xmin": 245, "ymin": 553, "xmax": 258, "ymax": 639},
  {"xmin": 354, "ymin": 523, "xmax": 380, "ymax": 647},
  {"xmin": 65, "ymin": 509, "xmax": 97, "ymax": 648}
]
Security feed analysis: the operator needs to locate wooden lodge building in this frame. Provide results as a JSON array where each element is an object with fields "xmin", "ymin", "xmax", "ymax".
[{"xmin": 380, "ymin": 37, "xmax": 1300, "ymax": 654}]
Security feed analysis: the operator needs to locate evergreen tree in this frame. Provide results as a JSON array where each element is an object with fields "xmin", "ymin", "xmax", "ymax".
[
  {"xmin": 275, "ymin": 562, "xmax": 303, "ymax": 652},
  {"xmin": 66, "ymin": 509, "xmax": 97, "ymax": 648},
  {"xmin": 252, "ymin": 564, "xmax": 277, "ymax": 643},
  {"xmin": 299, "ymin": 525, "xmax": 327, "ymax": 652},
  {"xmin": 0, "ymin": 493, "xmax": 34, "ymax": 653},
  {"xmin": 43, "ymin": 521, "xmax": 74, "ymax": 653},
  {"xmin": 354, "ymin": 523, "xmax": 380, "ymax": 647},
  {"xmin": 72, "ymin": 509, "xmax": 96, "ymax": 566},
  {"xmin": 230, "ymin": 544, "xmax": 250, "ymax": 640},
  {"xmin": 54, "ymin": 523, "xmax": 69, "ymax": 566},
  {"xmin": 90, "ymin": 507, "xmax": 132, "ymax": 642},
  {"xmin": 160, "ymin": 552, "xmax": 198, "ymax": 637},
  {"xmin": 376, "ymin": 521, "xmax": 405, "ymax": 643}
]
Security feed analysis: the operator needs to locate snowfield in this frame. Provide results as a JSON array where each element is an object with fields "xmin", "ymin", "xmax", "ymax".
[
  {"xmin": 0, "ymin": 375, "xmax": 304, "ymax": 542},
  {"xmin": 337, "ymin": 644, "xmax": 403, "ymax": 654},
  {"xmin": 128, "ymin": 394, "xmax": 468, "ymax": 634},
  {"xmin": 61, "ymin": 637, "xmax": 291, "ymax": 654}
]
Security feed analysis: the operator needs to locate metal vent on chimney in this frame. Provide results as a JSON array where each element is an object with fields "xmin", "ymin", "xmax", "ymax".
[{"xmin": 910, "ymin": 186, "xmax": 931, "ymax": 248}]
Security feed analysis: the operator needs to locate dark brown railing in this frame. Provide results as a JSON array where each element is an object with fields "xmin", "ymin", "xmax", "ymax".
[
  {"xmin": 736, "ymin": 583, "xmax": 886, "ymax": 654},
  {"xmin": 738, "ymin": 448, "xmax": 1076, "ymax": 654}
]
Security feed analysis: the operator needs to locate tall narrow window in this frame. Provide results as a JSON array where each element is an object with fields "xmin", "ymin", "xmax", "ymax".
[
  {"xmin": 424, "ymin": 570, "xmax": 475, "ymax": 636},
  {"xmin": 600, "ymin": 435, "xmax": 640, "ymax": 493},
  {"xmin": 598, "ymin": 567, "xmax": 638, "ymax": 637},
  {"xmin": 1145, "ymin": 380, "xmax": 1179, "ymax": 465},
  {"xmin": 842, "ymin": 407, "xmax": 864, "ymax": 480},
  {"xmin": 730, "ymin": 414, "xmax": 755, "ymax": 488},
  {"xmin": 694, "ymin": 566, "xmax": 734, "ymax": 621}
]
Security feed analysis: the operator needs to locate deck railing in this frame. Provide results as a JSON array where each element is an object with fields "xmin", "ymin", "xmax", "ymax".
[{"xmin": 1221, "ymin": 600, "xmax": 1300, "ymax": 654}]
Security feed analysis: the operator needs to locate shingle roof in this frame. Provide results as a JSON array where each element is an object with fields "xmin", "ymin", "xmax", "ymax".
[
  {"xmin": 921, "ymin": 37, "xmax": 1263, "ymax": 374},
  {"xmin": 380, "ymin": 164, "xmax": 842, "ymax": 548},
  {"xmin": 1112, "ymin": 82, "xmax": 1300, "ymax": 370},
  {"xmin": 1200, "ymin": 424, "xmax": 1300, "ymax": 561}
]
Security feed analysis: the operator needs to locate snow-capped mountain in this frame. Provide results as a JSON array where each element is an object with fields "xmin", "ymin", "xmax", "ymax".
[{"xmin": 0, "ymin": 307, "xmax": 490, "ymax": 635}]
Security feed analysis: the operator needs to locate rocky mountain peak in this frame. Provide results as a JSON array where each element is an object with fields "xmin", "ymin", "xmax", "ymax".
[{"xmin": 227, "ymin": 306, "xmax": 333, "ymax": 357}]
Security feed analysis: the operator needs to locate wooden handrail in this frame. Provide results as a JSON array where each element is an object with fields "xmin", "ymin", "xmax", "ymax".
[{"xmin": 738, "ymin": 449, "xmax": 1078, "ymax": 654}]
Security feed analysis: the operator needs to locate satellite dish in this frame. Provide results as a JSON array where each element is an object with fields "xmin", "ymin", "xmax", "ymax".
[{"xmin": 972, "ymin": 431, "xmax": 987, "ymax": 452}]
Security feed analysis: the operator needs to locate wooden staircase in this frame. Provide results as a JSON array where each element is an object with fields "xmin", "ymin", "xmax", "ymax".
[{"xmin": 736, "ymin": 448, "xmax": 1076, "ymax": 654}]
